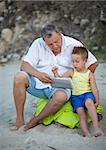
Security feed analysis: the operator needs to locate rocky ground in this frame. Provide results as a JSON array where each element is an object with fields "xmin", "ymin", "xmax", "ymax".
[{"xmin": 0, "ymin": 1, "xmax": 106, "ymax": 64}]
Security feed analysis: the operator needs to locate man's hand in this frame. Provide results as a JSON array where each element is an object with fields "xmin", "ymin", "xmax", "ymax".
[
  {"xmin": 37, "ymin": 72, "xmax": 53, "ymax": 83},
  {"xmin": 21, "ymin": 61, "xmax": 53, "ymax": 83}
]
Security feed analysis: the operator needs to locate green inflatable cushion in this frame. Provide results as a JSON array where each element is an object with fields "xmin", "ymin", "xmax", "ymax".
[{"xmin": 35, "ymin": 99, "xmax": 103, "ymax": 128}]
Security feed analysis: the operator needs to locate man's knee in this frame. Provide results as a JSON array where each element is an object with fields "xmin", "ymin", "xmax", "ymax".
[
  {"xmin": 50, "ymin": 98, "xmax": 65, "ymax": 110},
  {"xmin": 14, "ymin": 71, "xmax": 29, "ymax": 87},
  {"xmin": 52, "ymin": 90, "xmax": 68, "ymax": 103}
]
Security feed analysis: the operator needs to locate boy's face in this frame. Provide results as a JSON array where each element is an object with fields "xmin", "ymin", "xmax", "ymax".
[{"xmin": 72, "ymin": 54, "xmax": 87, "ymax": 71}]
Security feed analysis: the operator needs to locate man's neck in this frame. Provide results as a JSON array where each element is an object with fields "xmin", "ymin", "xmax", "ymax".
[{"xmin": 53, "ymin": 49, "xmax": 61, "ymax": 56}]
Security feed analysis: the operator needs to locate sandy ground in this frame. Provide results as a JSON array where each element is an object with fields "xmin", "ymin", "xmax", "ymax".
[{"xmin": 0, "ymin": 60, "xmax": 106, "ymax": 150}]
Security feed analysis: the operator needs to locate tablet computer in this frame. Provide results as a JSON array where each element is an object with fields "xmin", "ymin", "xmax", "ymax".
[{"xmin": 51, "ymin": 77, "xmax": 73, "ymax": 89}]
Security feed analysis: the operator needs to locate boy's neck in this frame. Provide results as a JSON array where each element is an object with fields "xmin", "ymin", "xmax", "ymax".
[{"xmin": 76, "ymin": 68, "xmax": 88, "ymax": 73}]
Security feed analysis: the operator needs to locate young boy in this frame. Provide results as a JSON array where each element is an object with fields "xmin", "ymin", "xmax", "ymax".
[{"xmin": 52, "ymin": 46, "xmax": 103, "ymax": 137}]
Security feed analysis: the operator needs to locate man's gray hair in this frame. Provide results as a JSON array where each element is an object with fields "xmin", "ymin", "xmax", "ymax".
[{"xmin": 41, "ymin": 24, "xmax": 60, "ymax": 39}]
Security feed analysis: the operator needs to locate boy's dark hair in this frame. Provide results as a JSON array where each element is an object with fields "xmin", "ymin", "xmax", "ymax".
[
  {"xmin": 41, "ymin": 24, "xmax": 60, "ymax": 39},
  {"xmin": 72, "ymin": 46, "xmax": 88, "ymax": 60}
]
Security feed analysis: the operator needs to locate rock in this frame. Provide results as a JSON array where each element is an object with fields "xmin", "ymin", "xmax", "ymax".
[
  {"xmin": 11, "ymin": 53, "xmax": 20, "ymax": 60},
  {"xmin": 0, "ymin": 1, "xmax": 105, "ymax": 62},
  {"xmin": 11, "ymin": 24, "xmax": 25, "ymax": 44},
  {"xmin": 0, "ymin": 39, "xmax": 7, "ymax": 55},
  {"xmin": 73, "ymin": 18, "xmax": 80, "ymax": 25},
  {"xmin": 100, "ymin": 6, "xmax": 106, "ymax": 22},
  {"xmin": 92, "ymin": 46, "xmax": 99, "ymax": 51},
  {"xmin": 15, "ymin": 16, "xmax": 23, "ymax": 23},
  {"xmin": 0, "ymin": 58, "xmax": 8, "ymax": 64},
  {"xmin": 91, "ymin": 27, "xmax": 96, "ymax": 34},
  {"xmin": 1, "ymin": 28, "xmax": 13, "ymax": 43},
  {"xmin": 0, "ymin": 1, "xmax": 6, "ymax": 15},
  {"xmin": 6, "ymin": 54, "xmax": 13, "ymax": 60},
  {"xmin": 84, "ymin": 27, "xmax": 91, "ymax": 38},
  {"xmin": 64, "ymin": 14, "xmax": 68, "ymax": 18},
  {"xmin": 0, "ymin": 17, "xmax": 4, "ymax": 22},
  {"xmin": 80, "ymin": 19, "xmax": 89, "ymax": 29}
]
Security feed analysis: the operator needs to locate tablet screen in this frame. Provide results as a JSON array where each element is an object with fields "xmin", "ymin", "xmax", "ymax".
[{"xmin": 51, "ymin": 77, "xmax": 73, "ymax": 89}]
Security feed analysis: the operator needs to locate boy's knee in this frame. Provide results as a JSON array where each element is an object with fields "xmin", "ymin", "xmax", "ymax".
[
  {"xmin": 77, "ymin": 108, "xmax": 85, "ymax": 116},
  {"xmin": 85, "ymin": 99, "xmax": 94, "ymax": 108}
]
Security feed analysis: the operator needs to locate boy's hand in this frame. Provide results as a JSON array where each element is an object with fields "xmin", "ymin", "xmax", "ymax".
[
  {"xmin": 52, "ymin": 66, "xmax": 60, "ymax": 77},
  {"xmin": 95, "ymin": 102, "xmax": 99, "ymax": 108}
]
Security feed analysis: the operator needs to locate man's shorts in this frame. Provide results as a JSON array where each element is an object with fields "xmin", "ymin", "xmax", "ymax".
[
  {"xmin": 71, "ymin": 92, "xmax": 96, "ymax": 112},
  {"xmin": 23, "ymin": 72, "xmax": 71, "ymax": 101}
]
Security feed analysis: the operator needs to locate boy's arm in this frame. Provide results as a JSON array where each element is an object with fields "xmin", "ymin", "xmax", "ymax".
[
  {"xmin": 62, "ymin": 69, "xmax": 74, "ymax": 77},
  {"xmin": 52, "ymin": 66, "xmax": 74, "ymax": 77},
  {"xmin": 89, "ymin": 71, "xmax": 100, "ymax": 107}
]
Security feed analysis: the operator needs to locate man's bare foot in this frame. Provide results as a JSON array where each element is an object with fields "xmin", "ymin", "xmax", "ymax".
[
  {"xmin": 26, "ymin": 116, "xmax": 39, "ymax": 130},
  {"xmin": 10, "ymin": 126, "xmax": 19, "ymax": 131},
  {"xmin": 10, "ymin": 119, "xmax": 24, "ymax": 131},
  {"xmin": 16, "ymin": 121, "xmax": 24, "ymax": 128},
  {"xmin": 10, "ymin": 125, "xmax": 25, "ymax": 131},
  {"xmin": 16, "ymin": 118, "xmax": 24, "ymax": 128},
  {"xmin": 93, "ymin": 129, "xmax": 104, "ymax": 137}
]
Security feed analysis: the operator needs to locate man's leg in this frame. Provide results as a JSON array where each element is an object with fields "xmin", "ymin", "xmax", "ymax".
[
  {"xmin": 26, "ymin": 90, "xmax": 68, "ymax": 129},
  {"xmin": 13, "ymin": 72, "xmax": 29, "ymax": 128}
]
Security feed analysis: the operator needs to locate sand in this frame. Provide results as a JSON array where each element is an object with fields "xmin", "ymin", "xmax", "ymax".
[{"xmin": 0, "ymin": 60, "xmax": 106, "ymax": 150}]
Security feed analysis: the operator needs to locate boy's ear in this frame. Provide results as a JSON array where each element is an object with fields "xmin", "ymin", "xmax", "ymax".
[{"xmin": 83, "ymin": 58, "xmax": 87, "ymax": 62}]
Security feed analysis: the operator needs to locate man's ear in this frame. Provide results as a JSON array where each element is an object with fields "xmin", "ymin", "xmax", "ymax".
[
  {"xmin": 83, "ymin": 57, "xmax": 87, "ymax": 63},
  {"xmin": 58, "ymin": 32, "xmax": 62, "ymax": 35}
]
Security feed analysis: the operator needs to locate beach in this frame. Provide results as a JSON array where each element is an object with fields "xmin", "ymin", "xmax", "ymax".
[{"xmin": 0, "ymin": 60, "xmax": 106, "ymax": 150}]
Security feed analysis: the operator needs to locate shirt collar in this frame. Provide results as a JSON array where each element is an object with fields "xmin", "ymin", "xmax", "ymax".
[{"xmin": 61, "ymin": 34, "xmax": 70, "ymax": 53}]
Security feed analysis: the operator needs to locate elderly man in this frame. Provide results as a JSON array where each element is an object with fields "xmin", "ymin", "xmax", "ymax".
[{"xmin": 13, "ymin": 24, "xmax": 98, "ymax": 130}]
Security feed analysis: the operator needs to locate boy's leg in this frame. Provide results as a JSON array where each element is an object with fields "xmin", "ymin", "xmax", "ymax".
[
  {"xmin": 85, "ymin": 99, "xmax": 103, "ymax": 137},
  {"xmin": 77, "ymin": 108, "xmax": 90, "ymax": 137}
]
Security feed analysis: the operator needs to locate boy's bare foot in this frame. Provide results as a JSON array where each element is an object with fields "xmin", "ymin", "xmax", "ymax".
[
  {"xmin": 83, "ymin": 132, "xmax": 91, "ymax": 138},
  {"xmin": 85, "ymin": 133, "xmax": 91, "ymax": 138},
  {"xmin": 93, "ymin": 129, "xmax": 104, "ymax": 137}
]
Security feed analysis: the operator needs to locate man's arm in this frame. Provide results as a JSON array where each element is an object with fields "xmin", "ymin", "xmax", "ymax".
[
  {"xmin": 21, "ymin": 61, "xmax": 52, "ymax": 83},
  {"xmin": 88, "ymin": 61, "xmax": 99, "ymax": 73}
]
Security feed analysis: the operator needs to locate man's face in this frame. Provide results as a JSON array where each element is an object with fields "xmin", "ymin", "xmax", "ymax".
[{"xmin": 44, "ymin": 32, "xmax": 62, "ymax": 55}]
